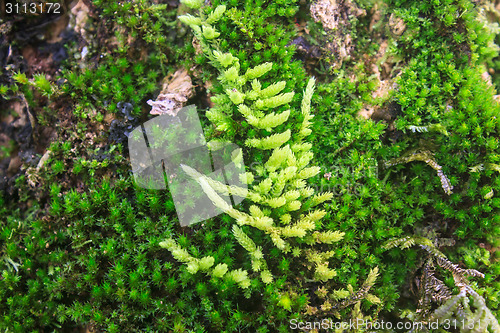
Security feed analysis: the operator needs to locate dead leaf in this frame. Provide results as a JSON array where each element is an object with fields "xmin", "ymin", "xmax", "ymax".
[{"xmin": 148, "ymin": 68, "xmax": 194, "ymax": 116}]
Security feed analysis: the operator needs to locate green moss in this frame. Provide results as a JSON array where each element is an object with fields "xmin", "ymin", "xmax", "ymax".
[
  {"xmin": 1, "ymin": 0, "xmax": 500, "ymax": 331},
  {"xmin": 62, "ymin": 54, "xmax": 162, "ymax": 117}
]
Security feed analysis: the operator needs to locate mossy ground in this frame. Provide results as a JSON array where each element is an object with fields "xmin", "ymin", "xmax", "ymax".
[{"xmin": 0, "ymin": 0, "xmax": 499, "ymax": 332}]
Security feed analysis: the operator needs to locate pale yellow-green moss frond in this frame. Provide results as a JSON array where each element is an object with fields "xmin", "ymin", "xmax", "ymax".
[
  {"xmin": 178, "ymin": 14, "xmax": 202, "ymax": 27},
  {"xmin": 223, "ymin": 66, "xmax": 240, "ymax": 82},
  {"xmin": 266, "ymin": 197, "xmax": 287, "ymax": 208},
  {"xmin": 315, "ymin": 263, "xmax": 337, "ymax": 282},
  {"xmin": 299, "ymin": 187, "xmax": 315, "ymax": 198},
  {"xmin": 309, "ymin": 192, "xmax": 334, "ymax": 207},
  {"xmin": 280, "ymin": 226, "xmax": 307, "ymax": 238},
  {"xmin": 251, "ymin": 79, "xmax": 261, "ymax": 92},
  {"xmin": 206, "ymin": 5, "xmax": 226, "ymax": 24},
  {"xmin": 313, "ymin": 231, "xmax": 345, "ymax": 244},
  {"xmin": 297, "ymin": 166, "xmax": 321, "ymax": 179},
  {"xmin": 253, "ymin": 178, "xmax": 273, "ymax": 194},
  {"xmin": 180, "ymin": 0, "xmax": 204, "ymax": 9},
  {"xmin": 297, "ymin": 77, "xmax": 316, "ymax": 139},
  {"xmin": 239, "ymin": 172, "xmax": 254, "ymax": 184},
  {"xmin": 210, "ymin": 93, "xmax": 230, "ymax": 105},
  {"xmin": 254, "ymin": 92, "xmax": 295, "ymax": 109},
  {"xmin": 169, "ymin": 5, "xmax": 346, "ymax": 291},
  {"xmin": 280, "ymin": 214, "xmax": 291, "ymax": 225},
  {"xmin": 202, "ymin": 25, "xmax": 220, "ymax": 39},
  {"xmin": 297, "ymin": 152, "xmax": 314, "ymax": 170},
  {"xmin": 284, "ymin": 190, "xmax": 300, "ymax": 201},
  {"xmin": 364, "ymin": 267, "xmax": 379, "ymax": 287},
  {"xmin": 198, "ymin": 256, "xmax": 215, "ymax": 271},
  {"xmin": 170, "ymin": 247, "xmax": 191, "ymax": 263},
  {"xmin": 212, "ymin": 263, "xmax": 228, "ymax": 278},
  {"xmin": 213, "ymin": 50, "xmax": 237, "ymax": 67},
  {"xmin": 270, "ymin": 232, "xmax": 287, "ymax": 250},
  {"xmin": 260, "ymin": 81, "xmax": 287, "ymax": 98},
  {"xmin": 261, "ymin": 270, "xmax": 273, "ymax": 284},
  {"xmin": 233, "ymin": 225, "xmax": 257, "ymax": 252},
  {"xmin": 226, "ymin": 88, "xmax": 245, "ymax": 104},
  {"xmin": 285, "ymin": 200, "xmax": 301, "ymax": 211},
  {"xmin": 237, "ymin": 104, "xmax": 254, "ymax": 118},
  {"xmin": 291, "ymin": 142, "xmax": 313, "ymax": 153},
  {"xmin": 301, "ymin": 77, "xmax": 315, "ymax": 118},
  {"xmin": 159, "ymin": 238, "xmax": 216, "ymax": 274},
  {"xmin": 279, "ymin": 166, "xmax": 298, "ymax": 180},
  {"xmin": 226, "ymin": 268, "xmax": 251, "ymax": 289},
  {"xmin": 244, "ymin": 62, "xmax": 273, "ymax": 80},
  {"xmin": 292, "ymin": 219, "xmax": 316, "ymax": 232},
  {"xmin": 245, "ymin": 129, "xmax": 291, "ymax": 150},
  {"xmin": 265, "ymin": 145, "xmax": 292, "ymax": 172},
  {"xmin": 246, "ymin": 110, "xmax": 290, "ymax": 131}
]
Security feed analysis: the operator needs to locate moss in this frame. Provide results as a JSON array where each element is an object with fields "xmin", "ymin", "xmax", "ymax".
[{"xmin": 1, "ymin": 0, "xmax": 499, "ymax": 331}]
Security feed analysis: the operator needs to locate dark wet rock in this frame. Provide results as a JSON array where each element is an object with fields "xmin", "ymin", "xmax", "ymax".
[
  {"xmin": 371, "ymin": 101, "xmax": 402, "ymax": 122},
  {"xmin": 290, "ymin": 36, "xmax": 321, "ymax": 59},
  {"xmin": 109, "ymin": 118, "xmax": 136, "ymax": 145},
  {"xmin": 19, "ymin": 149, "xmax": 39, "ymax": 165},
  {"xmin": 117, "ymin": 102, "xmax": 135, "ymax": 121},
  {"xmin": 310, "ymin": 0, "xmax": 366, "ymax": 68}
]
